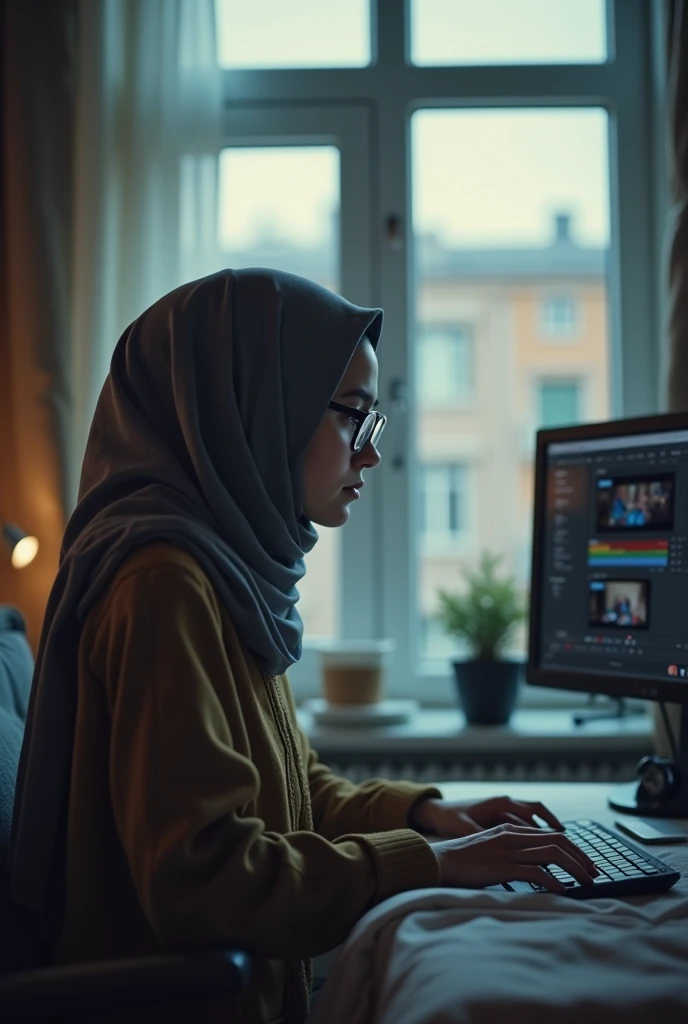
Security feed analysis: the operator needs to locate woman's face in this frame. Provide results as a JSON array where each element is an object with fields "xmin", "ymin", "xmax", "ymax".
[{"xmin": 302, "ymin": 338, "xmax": 382, "ymax": 527}]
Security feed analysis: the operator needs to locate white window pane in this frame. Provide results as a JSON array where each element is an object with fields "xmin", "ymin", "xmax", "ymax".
[
  {"xmin": 542, "ymin": 293, "xmax": 577, "ymax": 336},
  {"xmin": 420, "ymin": 464, "xmax": 469, "ymax": 551},
  {"xmin": 218, "ymin": 147, "xmax": 339, "ymax": 291},
  {"xmin": 217, "ymin": 144, "xmax": 341, "ymax": 637},
  {"xmin": 411, "ymin": 0, "xmax": 607, "ymax": 66},
  {"xmin": 215, "ymin": 0, "xmax": 370, "ymax": 68},
  {"xmin": 412, "ymin": 108, "xmax": 611, "ymax": 664}
]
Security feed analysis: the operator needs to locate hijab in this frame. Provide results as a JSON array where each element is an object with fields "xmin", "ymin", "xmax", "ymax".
[{"xmin": 8, "ymin": 267, "xmax": 383, "ymax": 936}]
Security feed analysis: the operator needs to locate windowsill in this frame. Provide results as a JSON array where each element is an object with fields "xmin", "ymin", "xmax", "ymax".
[{"xmin": 296, "ymin": 707, "xmax": 653, "ymax": 755}]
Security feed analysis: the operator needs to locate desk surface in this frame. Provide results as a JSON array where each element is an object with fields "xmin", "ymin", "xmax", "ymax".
[{"xmin": 435, "ymin": 780, "xmax": 688, "ymax": 833}]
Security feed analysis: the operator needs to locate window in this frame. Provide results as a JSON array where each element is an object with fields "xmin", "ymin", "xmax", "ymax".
[
  {"xmin": 418, "ymin": 325, "xmax": 474, "ymax": 405},
  {"xmin": 218, "ymin": 147, "xmax": 339, "ymax": 290},
  {"xmin": 209, "ymin": 2, "xmax": 660, "ymax": 708},
  {"xmin": 542, "ymin": 295, "xmax": 578, "ymax": 336},
  {"xmin": 215, "ymin": 0, "xmax": 370, "ymax": 68},
  {"xmin": 410, "ymin": 0, "xmax": 607, "ymax": 66},
  {"xmin": 419, "ymin": 464, "xmax": 469, "ymax": 548},
  {"xmin": 538, "ymin": 380, "xmax": 582, "ymax": 427}
]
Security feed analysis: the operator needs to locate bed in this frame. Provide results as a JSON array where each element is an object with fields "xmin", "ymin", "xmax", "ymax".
[{"xmin": 309, "ymin": 783, "xmax": 688, "ymax": 1024}]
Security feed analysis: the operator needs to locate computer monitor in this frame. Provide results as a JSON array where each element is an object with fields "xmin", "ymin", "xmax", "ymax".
[{"xmin": 527, "ymin": 412, "xmax": 688, "ymax": 818}]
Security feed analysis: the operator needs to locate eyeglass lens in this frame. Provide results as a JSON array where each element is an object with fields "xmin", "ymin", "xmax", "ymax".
[{"xmin": 355, "ymin": 413, "xmax": 384, "ymax": 452}]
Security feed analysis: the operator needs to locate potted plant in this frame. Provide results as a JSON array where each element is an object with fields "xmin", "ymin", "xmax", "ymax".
[{"xmin": 435, "ymin": 551, "xmax": 527, "ymax": 725}]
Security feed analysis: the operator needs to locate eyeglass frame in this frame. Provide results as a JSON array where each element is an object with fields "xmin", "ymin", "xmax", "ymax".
[{"xmin": 328, "ymin": 400, "xmax": 387, "ymax": 452}]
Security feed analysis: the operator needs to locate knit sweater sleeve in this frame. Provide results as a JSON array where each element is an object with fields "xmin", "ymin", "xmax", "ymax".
[
  {"xmin": 302, "ymin": 736, "xmax": 443, "ymax": 840},
  {"xmin": 91, "ymin": 561, "xmax": 439, "ymax": 961}
]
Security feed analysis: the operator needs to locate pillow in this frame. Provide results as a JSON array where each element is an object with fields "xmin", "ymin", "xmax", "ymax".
[
  {"xmin": 0, "ymin": 607, "xmax": 44, "ymax": 973},
  {"xmin": 0, "ymin": 606, "xmax": 33, "ymax": 722}
]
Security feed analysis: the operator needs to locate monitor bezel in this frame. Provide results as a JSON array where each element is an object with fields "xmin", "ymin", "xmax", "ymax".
[{"xmin": 527, "ymin": 410, "xmax": 688, "ymax": 706}]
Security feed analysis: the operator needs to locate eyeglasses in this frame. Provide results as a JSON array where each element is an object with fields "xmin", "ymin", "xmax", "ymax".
[{"xmin": 328, "ymin": 401, "xmax": 387, "ymax": 453}]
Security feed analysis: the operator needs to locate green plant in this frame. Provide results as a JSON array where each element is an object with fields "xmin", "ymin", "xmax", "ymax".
[{"xmin": 435, "ymin": 551, "xmax": 527, "ymax": 660}]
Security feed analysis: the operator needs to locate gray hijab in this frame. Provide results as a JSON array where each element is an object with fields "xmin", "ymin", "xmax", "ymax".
[{"xmin": 9, "ymin": 268, "xmax": 383, "ymax": 935}]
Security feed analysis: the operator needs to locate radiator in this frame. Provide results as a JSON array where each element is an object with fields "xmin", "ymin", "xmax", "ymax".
[{"xmin": 323, "ymin": 756, "xmax": 639, "ymax": 785}]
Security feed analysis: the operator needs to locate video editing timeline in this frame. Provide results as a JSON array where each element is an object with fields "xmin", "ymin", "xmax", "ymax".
[
  {"xmin": 540, "ymin": 429, "xmax": 688, "ymax": 683},
  {"xmin": 588, "ymin": 539, "xmax": 669, "ymax": 569}
]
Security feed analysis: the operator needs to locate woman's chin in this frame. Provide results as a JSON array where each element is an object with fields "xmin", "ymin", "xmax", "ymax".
[{"xmin": 310, "ymin": 502, "xmax": 351, "ymax": 528}]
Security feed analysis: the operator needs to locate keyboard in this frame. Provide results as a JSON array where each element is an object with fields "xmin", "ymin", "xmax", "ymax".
[{"xmin": 503, "ymin": 819, "xmax": 681, "ymax": 899}]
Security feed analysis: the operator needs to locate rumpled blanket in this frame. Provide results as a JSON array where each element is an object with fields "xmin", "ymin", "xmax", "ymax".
[{"xmin": 309, "ymin": 847, "xmax": 688, "ymax": 1024}]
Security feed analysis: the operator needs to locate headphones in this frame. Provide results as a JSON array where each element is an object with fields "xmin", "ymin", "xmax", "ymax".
[{"xmin": 635, "ymin": 755, "xmax": 682, "ymax": 804}]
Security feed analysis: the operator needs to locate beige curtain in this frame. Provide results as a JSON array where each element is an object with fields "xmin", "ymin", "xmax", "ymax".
[
  {"xmin": 0, "ymin": 0, "xmax": 222, "ymax": 646},
  {"xmin": 659, "ymin": 0, "xmax": 686, "ymax": 757},
  {"xmin": 0, "ymin": 0, "xmax": 75, "ymax": 647}
]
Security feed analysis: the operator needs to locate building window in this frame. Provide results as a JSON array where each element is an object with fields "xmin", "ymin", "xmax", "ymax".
[
  {"xmin": 538, "ymin": 380, "xmax": 581, "ymax": 428},
  {"xmin": 418, "ymin": 325, "xmax": 474, "ymax": 405},
  {"xmin": 419, "ymin": 464, "xmax": 468, "ymax": 546},
  {"xmin": 542, "ymin": 294, "xmax": 577, "ymax": 336}
]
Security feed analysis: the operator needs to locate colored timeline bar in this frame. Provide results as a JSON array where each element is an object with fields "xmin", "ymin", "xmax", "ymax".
[{"xmin": 588, "ymin": 539, "xmax": 669, "ymax": 568}]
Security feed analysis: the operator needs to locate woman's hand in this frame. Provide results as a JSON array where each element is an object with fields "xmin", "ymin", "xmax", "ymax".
[
  {"xmin": 409, "ymin": 795, "xmax": 565, "ymax": 837},
  {"xmin": 432, "ymin": 823, "xmax": 599, "ymax": 895}
]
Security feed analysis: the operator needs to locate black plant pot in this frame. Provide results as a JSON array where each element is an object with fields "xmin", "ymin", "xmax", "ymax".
[{"xmin": 452, "ymin": 659, "xmax": 521, "ymax": 725}]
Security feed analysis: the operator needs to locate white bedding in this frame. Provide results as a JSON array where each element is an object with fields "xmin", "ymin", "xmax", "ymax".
[{"xmin": 309, "ymin": 846, "xmax": 688, "ymax": 1024}]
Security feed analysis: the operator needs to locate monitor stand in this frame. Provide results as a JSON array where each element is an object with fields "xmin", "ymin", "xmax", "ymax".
[
  {"xmin": 572, "ymin": 694, "xmax": 646, "ymax": 726},
  {"xmin": 608, "ymin": 706, "xmax": 688, "ymax": 818}
]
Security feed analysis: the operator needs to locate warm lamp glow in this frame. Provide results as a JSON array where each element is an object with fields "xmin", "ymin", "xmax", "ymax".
[
  {"xmin": 2, "ymin": 523, "xmax": 40, "ymax": 569},
  {"xmin": 11, "ymin": 535, "xmax": 39, "ymax": 569}
]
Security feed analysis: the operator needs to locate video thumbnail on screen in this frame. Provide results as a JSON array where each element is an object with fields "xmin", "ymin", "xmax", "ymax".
[
  {"xmin": 596, "ymin": 475, "xmax": 674, "ymax": 531},
  {"xmin": 588, "ymin": 579, "xmax": 650, "ymax": 629}
]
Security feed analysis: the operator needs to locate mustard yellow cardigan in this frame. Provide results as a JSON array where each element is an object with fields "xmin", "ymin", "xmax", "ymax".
[{"xmin": 54, "ymin": 544, "xmax": 440, "ymax": 1024}]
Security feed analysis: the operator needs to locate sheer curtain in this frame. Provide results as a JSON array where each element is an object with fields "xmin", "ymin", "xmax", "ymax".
[
  {"xmin": 0, "ymin": 0, "xmax": 222, "ymax": 644},
  {"xmin": 70, "ymin": 0, "xmax": 223, "ymax": 507}
]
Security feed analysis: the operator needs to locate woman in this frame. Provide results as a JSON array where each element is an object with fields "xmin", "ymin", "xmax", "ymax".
[{"xmin": 9, "ymin": 270, "xmax": 597, "ymax": 1024}]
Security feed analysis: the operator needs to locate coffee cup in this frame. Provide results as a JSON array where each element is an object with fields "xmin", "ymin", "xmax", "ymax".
[{"xmin": 314, "ymin": 639, "xmax": 396, "ymax": 706}]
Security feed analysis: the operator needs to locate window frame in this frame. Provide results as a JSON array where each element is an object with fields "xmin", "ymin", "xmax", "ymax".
[{"xmin": 219, "ymin": 0, "xmax": 668, "ymax": 708}]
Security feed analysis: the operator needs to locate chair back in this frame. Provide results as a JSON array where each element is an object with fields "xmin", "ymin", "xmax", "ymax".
[{"xmin": 0, "ymin": 606, "xmax": 46, "ymax": 974}]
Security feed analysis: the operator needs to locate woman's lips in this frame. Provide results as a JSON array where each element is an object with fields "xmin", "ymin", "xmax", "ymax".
[{"xmin": 342, "ymin": 486, "xmax": 361, "ymax": 499}]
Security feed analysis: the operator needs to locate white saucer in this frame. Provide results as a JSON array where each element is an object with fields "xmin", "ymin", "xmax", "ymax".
[{"xmin": 302, "ymin": 698, "xmax": 419, "ymax": 728}]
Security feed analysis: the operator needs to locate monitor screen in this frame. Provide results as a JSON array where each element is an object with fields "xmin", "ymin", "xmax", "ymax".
[{"xmin": 528, "ymin": 414, "xmax": 688, "ymax": 705}]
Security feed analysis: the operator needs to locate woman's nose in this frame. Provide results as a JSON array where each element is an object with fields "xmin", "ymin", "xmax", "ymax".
[{"xmin": 357, "ymin": 439, "xmax": 382, "ymax": 469}]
